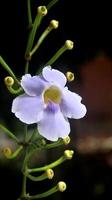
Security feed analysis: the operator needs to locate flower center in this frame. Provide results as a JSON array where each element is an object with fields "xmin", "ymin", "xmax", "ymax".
[{"xmin": 44, "ymin": 86, "xmax": 62, "ymax": 104}]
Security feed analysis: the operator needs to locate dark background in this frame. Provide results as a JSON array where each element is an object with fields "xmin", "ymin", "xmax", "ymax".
[{"xmin": 0, "ymin": 0, "xmax": 112, "ymax": 200}]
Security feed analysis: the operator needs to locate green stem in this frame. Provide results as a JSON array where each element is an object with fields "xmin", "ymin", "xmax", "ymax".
[
  {"xmin": 6, "ymin": 86, "xmax": 23, "ymax": 95},
  {"xmin": 28, "ymin": 156, "xmax": 66, "ymax": 173},
  {"xmin": 29, "ymin": 185, "xmax": 58, "ymax": 199},
  {"xmin": 45, "ymin": 45, "xmax": 67, "ymax": 66},
  {"xmin": 22, "ymin": 146, "xmax": 40, "ymax": 172},
  {"xmin": 28, "ymin": 129, "xmax": 38, "ymax": 143},
  {"xmin": 25, "ymin": 61, "xmax": 30, "ymax": 74},
  {"xmin": 46, "ymin": 139, "xmax": 63, "ymax": 149},
  {"xmin": 21, "ymin": 125, "xmax": 28, "ymax": 198},
  {"xmin": 21, "ymin": 172, "xmax": 27, "ymax": 197},
  {"xmin": 0, "ymin": 124, "xmax": 19, "ymax": 143},
  {"xmin": 0, "ymin": 56, "xmax": 19, "ymax": 84},
  {"xmin": 29, "ymin": 26, "xmax": 54, "ymax": 57},
  {"xmin": 25, "ymin": 14, "xmax": 43, "ymax": 73},
  {"xmin": 27, "ymin": 0, "xmax": 32, "ymax": 27},
  {"xmin": 27, "ymin": 172, "xmax": 48, "ymax": 182},
  {"xmin": 24, "ymin": 124, "xmax": 28, "ymax": 142},
  {"xmin": 47, "ymin": 0, "xmax": 59, "ymax": 10},
  {"xmin": 25, "ymin": 14, "xmax": 43, "ymax": 56},
  {"xmin": 22, "ymin": 139, "xmax": 63, "ymax": 170},
  {"xmin": 5, "ymin": 145, "xmax": 23, "ymax": 159},
  {"xmin": 25, "ymin": 6, "xmax": 47, "ymax": 73}
]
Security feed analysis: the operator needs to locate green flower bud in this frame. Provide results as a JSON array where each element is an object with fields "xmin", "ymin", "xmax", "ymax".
[
  {"xmin": 65, "ymin": 40, "xmax": 74, "ymax": 50},
  {"xmin": 50, "ymin": 20, "xmax": 59, "ymax": 29},
  {"xmin": 4, "ymin": 76, "xmax": 14, "ymax": 86},
  {"xmin": 63, "ymin": 136, "xmax": 71, "ymax": 145},
  {"xmin": 66, "ymin": 71, "xmax": 74, "ymax": 82},
  {"xmin": 46, "ymin": 169, "xmax": 54, "ymax": 179},
  {"xmin": 41, "ymin": 139, "xmax": 46, "ymax": 146},
  {"xmin": 64, "ymin": 150, "xmax": 74, "ymax": 160},
  {"xmin": 3, "ymin": 147, "xmax": 12, "ymax": 158},
  {"xmin": 57, "ymin": 181, "xmax": 67, "ymax": 192},
  {"xmin": 37, "ymin": 6, "xmax": 48, "ymax": 16}
]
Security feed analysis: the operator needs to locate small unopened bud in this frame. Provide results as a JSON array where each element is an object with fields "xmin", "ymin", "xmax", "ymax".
[
  {"xmin": 4, "ymin": 76, "xmax": 14, "ymax": 87},
  {"xmin": 65, "ymin": 40, "xmax": 74, "ymax": 50},
  {"xmin": 3, "ymin": 147, "xmax": 12, "ymax": 158},
  {"xmin": 46, "ymin": 169, "xmax": 54, "ymax": 179},
  {"xmin": 57, "ymin": 181, "xmax": 67, "ymax": 192},
  {"xmin": 64, "ymin": 150, "xmax": 74, "ymax": 160},
  {"xmin": 63, "ymin": 136, "xmax": 71, "ymax": 145},
  {"xmin": 66, "ymin": 71, "xmax": 74, "ymax": 82},
  {"xmin": 41, "ymin": 139, "xmax": 46, "ymax": 146},
  {"xmin": 25, "ymin": 53, "xmax": 32, "ymax": 61},
  {"xmin": 37, "ymin": 6, "xmax": 48, "ymax": 16},
  {"xmin": 50, "ymin": 20, "xmax": 59, "ymax": 29}
]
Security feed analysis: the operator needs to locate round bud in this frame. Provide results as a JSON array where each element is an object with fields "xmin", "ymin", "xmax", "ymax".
[
  {"xmin": 41, "ymin": 139, "xmax": 46, "ymax": 146},
  {"xmin": 4, "ymin": 76, "xmax": 14, "ymax": 87},
  {"xmin": 65, "ymin": 40, "xmax": 74, "ymax": 50},
  {"xmin": 3, "ymin": 147, "xmax": 12, "ymax": 158},
  {"xmin": 66, "ymin": 71, "xmax": 74, "ymax": 82},
  {"xmin": 63, "ymin": 136, "xmax": 71, "ymax": 145},
  {"xmin": 37, "ymin": 6, "xmax": 48, "ymax": 16},
  {"xmin": 50, "ymin": 20, "xmax": 59, "ymax": 29},
  {"xmin": 64, "ymin": 150, "xmax": 74, "ymax": 160},
  {"xmin": 25, "ymin": 53, "xmax": 32, "ymax": 61},
  {"xmin": 46, "ymin": 169, "xmax": 54, "ymax": 179},
  {"xmin": 57, "ymin": 181, "xmax": 67, "ymax": 192}
]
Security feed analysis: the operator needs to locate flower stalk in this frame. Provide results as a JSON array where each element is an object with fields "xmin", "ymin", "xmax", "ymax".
[
  {"xmin": 26, "ymin": 169, "xmax": 54, "ymax": 181},
  {"xmin": 28, "ymin": 181, "xmax": 66, "ymax": 199},
  {"xmin": 29, "ymin": 20, "xmax": 59, "ymax": 57},
  {"xmin": 25, "ymin": 6, "xmax": 48, "ymax": 60},
  {"xmin": 27, "ymin": 150, "xmax": 74, "ymax": 173},
  {"xmin": 0, "ymin": 124, "xmax": 19, "ymax": 143},
  {"xmin": 27, "ymin": 0, "xmax": 32, "ymax": 28},
  {"xmin": 28, "ymin": 156, "xmax": 65, "ymax": 173},
  {"xmin": 47, "ymin": 0, "xmax": 59, "ymax": 10},
  {"xmin": 45, "ymin": 139, "xmax": 64, "ymax": 149},
  {"xmin": 3, "ymin": 145, "xmax": 23, "ymax": 159},
  {"xmin": 25, "ymin": 6, "xmax": 47, "ymax": 74},
  {"xmin": 45, "ymin": 40, "xmax": 74, "ymax": 65},
  {"xmin": 0, "ymin": 56, "xmax": 19, "ymax": 84},
  {"xmin": 20, "ymin": 125, "xmax": 29, "ymax": 199},
  {"xmin": 6, "ymin": 86, "xmax": 23, "ymax": 95}
]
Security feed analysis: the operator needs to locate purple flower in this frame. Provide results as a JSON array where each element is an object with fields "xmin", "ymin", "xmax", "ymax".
[{"xmin": 12, "ymin": 66, "xmax": 87, "ymax": 141}]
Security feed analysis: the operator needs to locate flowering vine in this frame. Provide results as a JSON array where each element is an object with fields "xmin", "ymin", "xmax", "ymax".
[{"xmin": 0, "ymin": 0, "xmax": 86, "ymax": 200}]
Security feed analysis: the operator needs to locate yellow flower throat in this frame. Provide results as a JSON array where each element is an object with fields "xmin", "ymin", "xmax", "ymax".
[{"xmin": 44, "ymin": 86, "xmax": 62, "ymax": 104}]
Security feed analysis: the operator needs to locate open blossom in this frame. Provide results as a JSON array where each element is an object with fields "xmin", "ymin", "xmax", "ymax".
[{"xmin": 12, "ymin": 66, "xmax": 87, "ymax": 141}]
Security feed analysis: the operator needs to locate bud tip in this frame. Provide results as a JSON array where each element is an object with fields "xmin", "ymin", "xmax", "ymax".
[
  {"xmin": 37, "ymin": 6, "xmax": 48, "ymax": 16},
  {"xmin": 64, "ymin": 150, "xmax": 74, "ymax": 160},
  {"xmin": 65, "ymin": 40, "xmax": 74, "ymax": 50},
  {"xmin": 63, "ymin": 136, "xmax": 71, "ymax": 145},
  {"xmin": 46, "ymin": 169, "xmax": 54, "ymax": 179},
  {"xmin": 3, "ymin": 147, "xmax": 12, "ymax": 158},
  {"xmin": 4, "ymin": 76, "xmax": 14, "ymax": 87},
  {"xmin": 57, "ymin": 181, "xmax": 67, "ymax": 192},
  {"xmin": 50, "ymin": 20, "xmax": 59, "ymax": 29},
  {"xmin": 66, "ymin": 71, "xmax": 74, "ymax": 82}
]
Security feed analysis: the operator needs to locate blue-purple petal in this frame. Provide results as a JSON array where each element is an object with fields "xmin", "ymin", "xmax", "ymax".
[
  {"xmin": 38, "ymin": 103, "xmax": 70, "ymax": 141},
  {"xmin": 42, "ymin": 66, "xmax": 67, "ymax": 87},
  {"xmin": 21, "ymin": 74, "xmax": 47, "ymax": 96},
  {"xmin": 12, "ymin": 94, "xmax": 44, "ymax": 124},
  {"xmin": 60, "ymin": 88, "xmax": 87, "ymax": 119}
]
